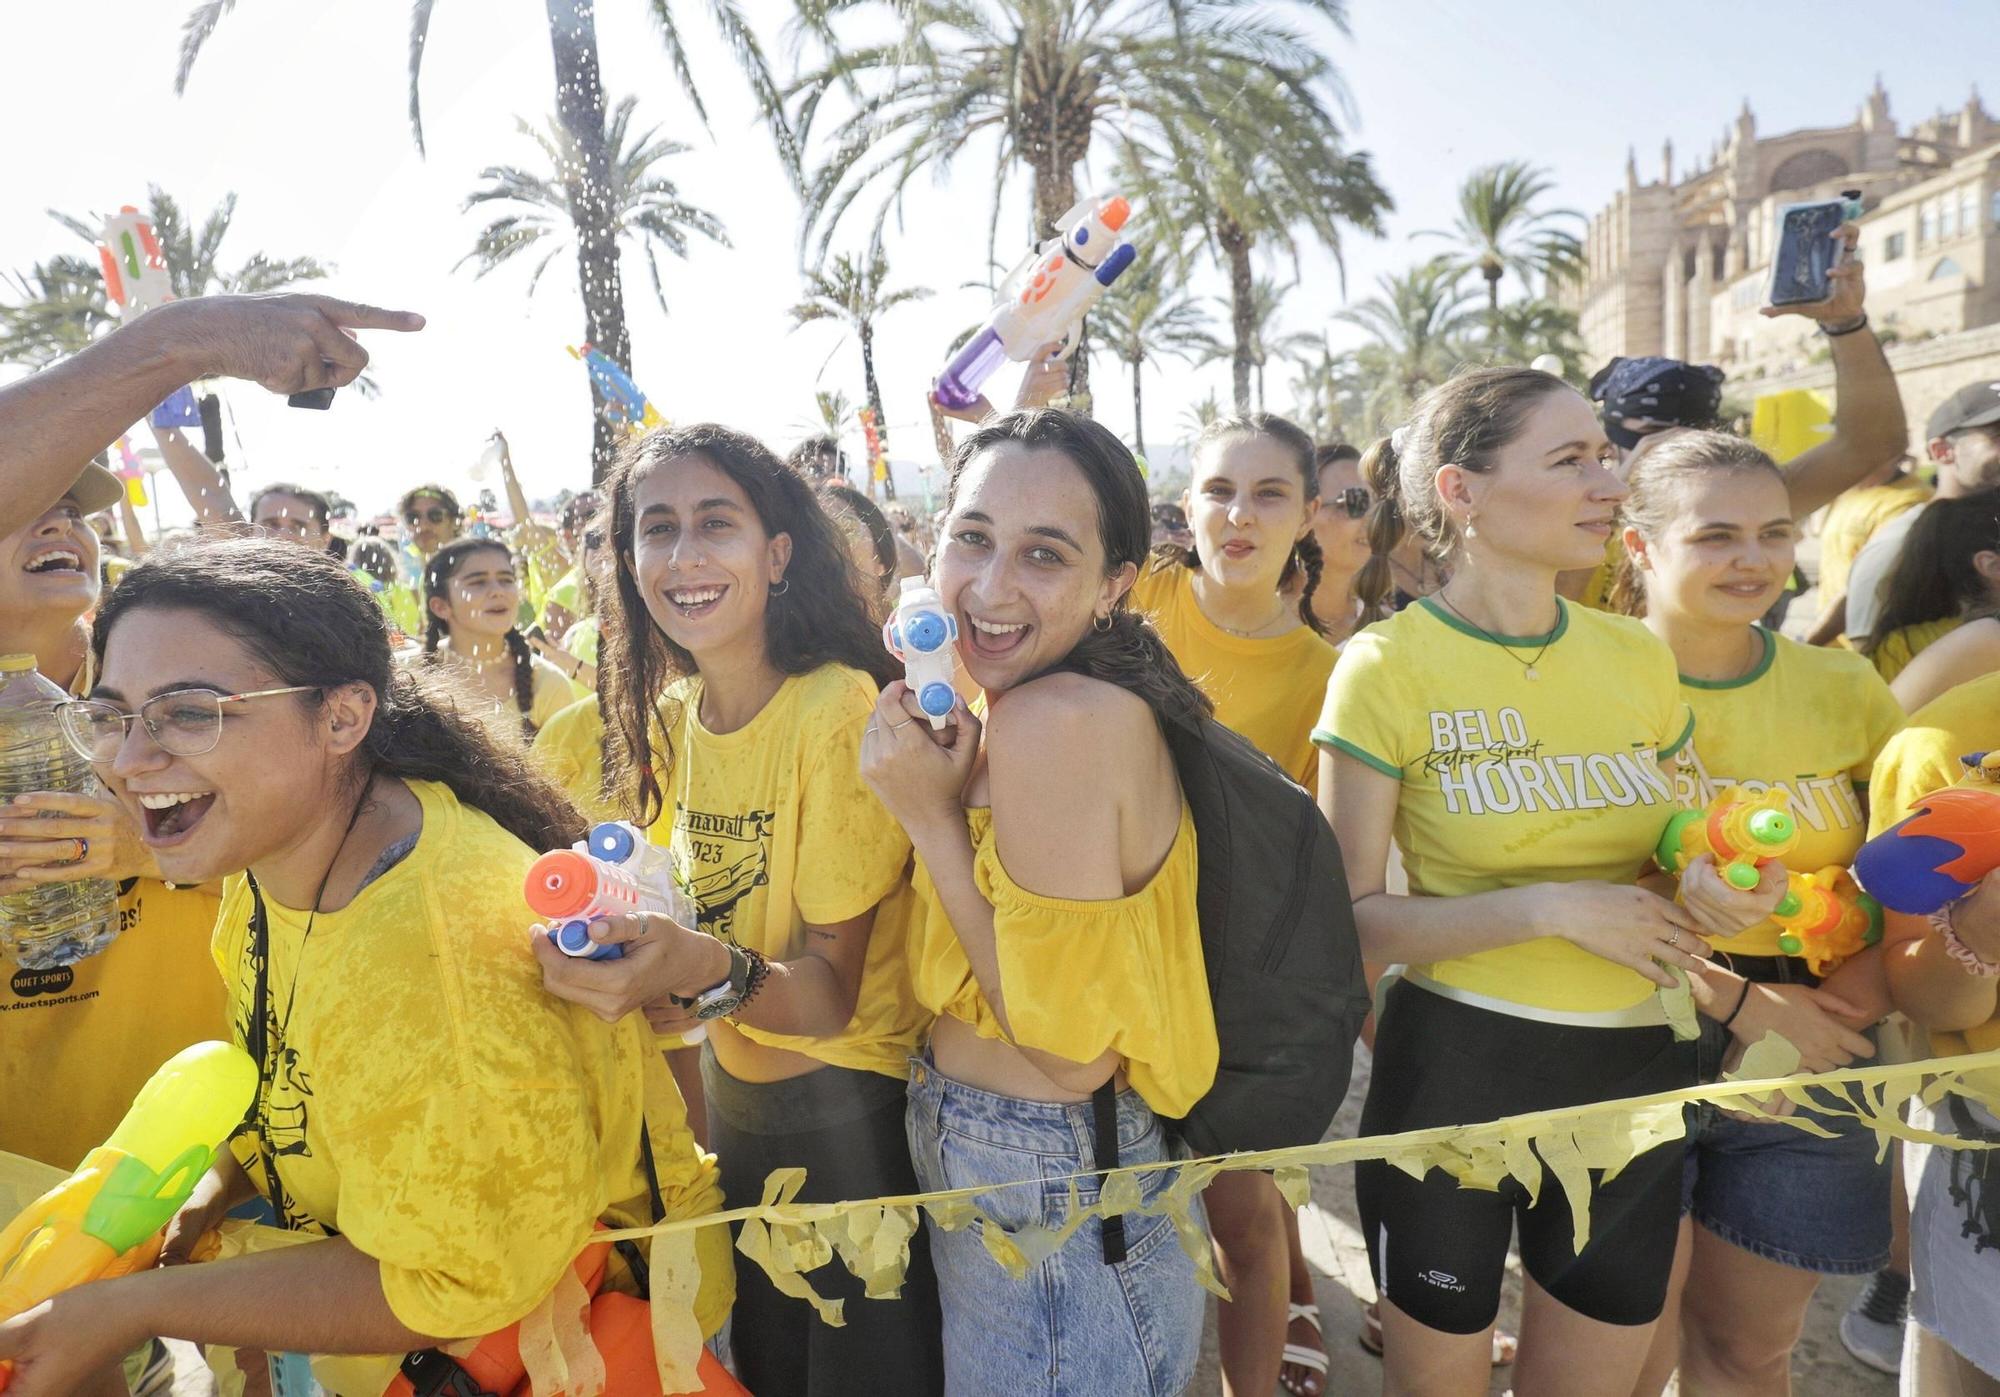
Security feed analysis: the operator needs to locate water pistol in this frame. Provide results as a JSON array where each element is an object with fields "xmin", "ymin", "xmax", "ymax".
[
  {"xmin": 1770, "ymin": 866, "xmax": 1882, "ymax": 975},
  {"xmin": 526, "ymin": 821, "xmax": 693, "ymax": 963},
  {"xmin": 933, "ymin": 194, "xmax": 1139, "ymax": 410},
  {"xmin": 883, "ymin": 576, "xmax": 959, "ymax": 728},
  {"xmin": 1852, "ymin": 752, "xmax": 2000, "ymax": 915},
  {"xmin": 0, "ymin": 1041, "xmax": 257, "ymax": 1391},
  {"xmin": 1656, "ymin": 786, "xmax": 1799, "ymax": 890},
  {"xmin": 568, "ymin": 344, "xmax": 665, "ymax": 433}
]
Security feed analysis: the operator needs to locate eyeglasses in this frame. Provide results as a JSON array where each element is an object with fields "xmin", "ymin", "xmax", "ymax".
[
  {"xmin": 56, "ymin": 686, "xmax": 320, "ymax": 764},
  {"xmin": 405, "ymin": 506, "xmax": 452, "ymax": 526},
  {"xmin": 1330, "ymin": 486, "xmax": 1372, "ymax": 519}
]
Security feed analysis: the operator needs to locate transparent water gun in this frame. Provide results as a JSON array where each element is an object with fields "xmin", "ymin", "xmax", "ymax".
[
  {"xmin": 933, "ymin": 194, "xmax": 1139, "ymax": 410},
  {"xmin": 1771, "ymin": 866, "xmax": 1883, "ymax": 975},
  {"xmin": 1854, "ymin": 752, "xmax": 2000, "ymax": 915},
  {"xmin": 0, "ymin": 1042, "xmax": 257, "ymax": 1391},
  {"xmin": 883, "ymin": 577, "xmax": 958, "ymax": 728},
  {"xmin": 1656, "ymin": 786, "xmax": 1799, "ymax": 890}
]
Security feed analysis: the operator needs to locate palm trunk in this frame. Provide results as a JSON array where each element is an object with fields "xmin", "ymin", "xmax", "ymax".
[
  {"xmin": 1255, "ymin": 359, "xmax": 1266, "ymax": 414},
  {"xmin": 1220, "ymin": 218, "xmax": 1255, "ymax": 413},
  {"xmin": 1486, "ymin": 265, "xmax": 1502, "ymax": 335},
  {"xmin": 860, "ymin": 320, "xmax": 894, "ymax": 500},
  {"xmin": 1130, "ymin": 356, "xmax": 1145, "ymax": 460},
  {"xmin": 546, "ymin": 0, "xmax": 628, "ymax": 485}
]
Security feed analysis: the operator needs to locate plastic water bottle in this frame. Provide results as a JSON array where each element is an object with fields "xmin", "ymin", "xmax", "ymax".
[{"xmin": 0, "ymin": 655, "xmax": 119, "ymax": 969}]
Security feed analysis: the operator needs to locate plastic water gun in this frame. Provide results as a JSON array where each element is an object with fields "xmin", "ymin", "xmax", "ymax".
[
  {"xmin": 568, "ymin": 344, "xmax": 665, "ymax": 433},
  {"xmin": 97, "ymin": 206, "xmax": 174, "ymax": 314},
  {"xmin": 0, "ymin": 1041, "xmax": 256, "ymax": 1390},
  {"xmin": 883, "ymin": 577, "xmax": 959, "ymax": 728},
  {"xmin": 525, "ymin": 821, "xmax": 693, "ymax": 963},
  {"xmin": 1771, "ymin": 866, "xmax": 1883, "ymax": 974},
  {"xmin": 933, "ymin": 194, "xmax": 1139, "ymax": 410},
  {"xmin": 1656, "ymin": 786, "xmax": 1799, "ymax": 890},
  {"xmin": 1853, "ymin": 752, "xmax": 2000, "ymax": 914}
]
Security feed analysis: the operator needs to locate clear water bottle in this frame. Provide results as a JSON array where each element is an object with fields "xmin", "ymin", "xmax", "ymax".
[{"xmin": 0, "ymin": 654, "xmax": 119, "ymax": 969}]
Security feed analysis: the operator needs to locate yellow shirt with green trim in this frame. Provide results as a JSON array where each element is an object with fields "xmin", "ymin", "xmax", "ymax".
[
  {"xmin": 650, "ymin": 665, "xmax": 927, "ymax": 1078},
  {"xmin": 213, "ymin": 779, "xmax": 730, "ymax": 1343},
  {"xmin": 0, "ymin": 879, "xmax": 226, "ymax": 1169},
  {"xmin": 1130, "ymin": 559, "xmax": 1339, "ymax": 793},
  {"xmin": 1313, "ymin": 597, "xmax": 1693, "ymax": 1014},
  {"xmin": 1671, "ymin": 628, "xmax": 1903, "ymax": 956},
  {"xmin": 1819, "ymin": 476, "xmax": 1931, "ymax": 602},
  {"xmin": 1865, "ymin": 671, "xmax": 2000, "ymax": 1089}
]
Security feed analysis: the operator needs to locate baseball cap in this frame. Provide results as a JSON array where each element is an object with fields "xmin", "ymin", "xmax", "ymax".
[
  {"xmin": 1927, "ymin": 381, "xmax": 2000, "ymax": 442},
  {"xmin": 68, "ymin": 460, "xmax": 126, "ymax": 516}
]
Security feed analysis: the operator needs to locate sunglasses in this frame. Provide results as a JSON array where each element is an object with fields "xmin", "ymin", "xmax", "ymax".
[
  {"xmin": 1329, "ymin": 486, "xmax": 1371, "ymax": 519},
  {"xmin": 56, "ymin": 686, "xmax": 321, "ymax": 763},
  {"xmin": 405, "ymin": 505, "xmax": 452, "ymax": 526}
]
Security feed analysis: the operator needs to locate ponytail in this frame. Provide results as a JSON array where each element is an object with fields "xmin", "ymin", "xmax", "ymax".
[
  {"xmin": 1284, "ymin": 531, "xmax": 1329, "ymax": 638},
  {"xmin": 505, "ymin": 627, "xmax": 539, "ymax": 740},
  {"xmin": 1353, "ymin": 433, "xmax": 1407, "ymax": 626}
]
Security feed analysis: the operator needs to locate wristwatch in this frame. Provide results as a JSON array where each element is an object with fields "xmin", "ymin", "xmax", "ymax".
[{"xmin": 691, "ymin": 943, "xmax": 753, "ymax": 1020}]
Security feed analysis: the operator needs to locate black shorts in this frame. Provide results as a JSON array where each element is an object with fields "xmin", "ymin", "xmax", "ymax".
[{"xmin": 1355, "ymin": 977, "xmax": 1695, "ymax": 1333}]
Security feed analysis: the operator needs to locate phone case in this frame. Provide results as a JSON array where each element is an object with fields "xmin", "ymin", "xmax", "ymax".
[{"xmin": 1767, "ymin": 197, "xmax": 1854, "ymax": 307}]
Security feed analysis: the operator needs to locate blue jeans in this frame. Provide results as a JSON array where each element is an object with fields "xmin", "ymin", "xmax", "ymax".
[{"xmin": 905, "ymin": 1053, "xmax": 1205, "ymax": 1396}]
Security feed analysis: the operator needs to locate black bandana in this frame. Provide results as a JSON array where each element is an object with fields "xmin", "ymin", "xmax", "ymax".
[{"xmin": 1588, "ymin": 356, "xmax": 1726, "ymax": 450}]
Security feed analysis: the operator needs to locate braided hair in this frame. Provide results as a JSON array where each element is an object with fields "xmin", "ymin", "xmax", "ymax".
[{"xmin": 421, "ymin": 538, "xmax": 540, "ymax": 740}]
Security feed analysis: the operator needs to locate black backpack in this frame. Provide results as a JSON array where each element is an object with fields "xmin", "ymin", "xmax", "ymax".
[{"xmin": 1091, "ymin": 712, "xmax": 1368, "ymax": 1261}]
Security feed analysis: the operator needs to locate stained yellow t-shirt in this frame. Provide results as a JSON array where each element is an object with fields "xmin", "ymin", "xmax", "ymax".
[
  {"xmin": 1819, "ymin": 477, "xmax": 1932, "ymax": 601},
  {"xmin": 531, "ymin": 696, "xmax": 617, "ymax": 824},
  {"xmin": 1867, "ymin": 615, "xmax": 1964, "ymax": 684},
  {"xmin": 1866, "ymin": 671, "xmax": 2000, "ymax": 1088},
  {"xmin": 1130, "ymin": 560, "xmax": 1339, "ymax": 792},
  {"xmin": 1672, "ymin": 629, "xmax": 1904, "ymax": 956},
  {"xmin": 213, "ymin": 779, "xmax": 730, "ymax": 1342},
  {"xmin": 1314, "ymin": 598, "xmax": 1693, "ymax": 1015},
  {"xmin": 651, "ymin": 665, "xmax": 927, "ymax": 1078},
  {"xmin": 903, "ymin": 803, "xmax": 1217, "ymax": 1117},
  {"xmin": 0, "ymin": 879, "xmax": 226, "ymax": 1169}
]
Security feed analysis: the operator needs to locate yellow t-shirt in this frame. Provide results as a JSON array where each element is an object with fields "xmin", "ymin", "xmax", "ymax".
[
  {"xmin": 0, "ymin": 879, "xmax": 226, "ymax": 1169},
  {"xmin": 903, "ymin": 803, "xmax": 1217, "ymax": 1117},
  {"xmin": 651, "ymin": 665, "xmax": 926, "ymax": 1078},
  {"xmin": 1672, "ymin": 629, "xmax": 1904, "ymax": 955},
  {"xmin": 1865, "ymin": 671, "xmax": 2000, "ymax": 1084},
  {"xmin": 1819, "ymin": 477, "xmax": 1932, "ymax": 601},
  {"xmin": 1314, "ymin": 598, "xmax": 1693, "ymax": 1015},
  {"xmin": 1867, "ymin": 615, "xmax": 1964, "ymax": 684},
  {"xmin": 531, "ymin": 696, "xmax": 618, "ymax": 824},
  {"xmin": 1575, "ymin": 534, "xmax": 1624, "ymax": 612},
  {"xmin": 1130, "ymin": 560, "xmax": 1339, "ymax": 792},
  {"xmin": 213, "ymin": 779, "xmax": 730, "ymax": 1342}
]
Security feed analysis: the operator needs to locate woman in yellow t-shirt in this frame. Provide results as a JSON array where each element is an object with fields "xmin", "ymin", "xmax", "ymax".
[
  {"xmin": 533, "ymin": 423, "xmax": 941, "ymax": 1397},
  {"xmin": 1129, "ymin": 411, "xmax": 1336, "ymax": 1397},
  {"xmin": 1856, "ymin": 491, "xmax": 2000, "ymax": 687},
  {"xmin": 861, "ymin": 408, "xmax": 1217, "ymax": 1395},
  {"xmin": 416, "ymin": 538, "xmax": 578, "ymax": 740},
  {"xmin": 0, "ymin": 539, "xmax": 728, "ymax": 1396},
  {"xmin": 1610, "ymin": 430, "xmax": 1905, "ymax": 1396},
  {"xmin": 1316, "ymin": 368, "xmax": 1780, "ymax": 1394}
]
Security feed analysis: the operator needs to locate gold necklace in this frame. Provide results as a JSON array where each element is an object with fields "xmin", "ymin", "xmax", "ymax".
[
  {"xmin": 1195, "ymin": 577, "xmax": 1291, "ymax": 639},
  {"xmin": 1434, "ymin": 588, "xmax": 1559, "ymax": 681}
]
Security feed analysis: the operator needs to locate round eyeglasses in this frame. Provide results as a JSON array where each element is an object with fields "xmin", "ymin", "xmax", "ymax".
[{"xmin": 56, "ymin": 686, "xmax": 320, "ymax": 763}]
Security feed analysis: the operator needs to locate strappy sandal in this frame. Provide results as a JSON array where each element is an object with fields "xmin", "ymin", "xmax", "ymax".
[
  {"xmin": 1359, "ymin": 1301, "xmax": 1517, "ymax": 1366},
  {"xmin": 1279, "ymin": 1301, "xmax": 1329, "ymax": 1396}
]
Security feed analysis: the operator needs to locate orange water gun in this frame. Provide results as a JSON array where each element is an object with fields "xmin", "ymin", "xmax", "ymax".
[
  {"xmin": 1656, "ymin": 786, "xmax": 1800, "ymax": 890},
  {"xmin": 1771, "ymin": 866, "xmax": 1883, "ymax": 975},
  {"xmin": 0, "ymin": 1041, "xmax": 256, "ymax": 1391}
]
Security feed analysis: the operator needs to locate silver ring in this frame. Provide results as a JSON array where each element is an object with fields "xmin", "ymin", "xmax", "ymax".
[
  {"xmin": 1667, "ymin": 929, "xmax": 1681, "ymax": 949},
  {"xmin": 889, "ymin": 717, "xmax": 917, "ymax": 731}
]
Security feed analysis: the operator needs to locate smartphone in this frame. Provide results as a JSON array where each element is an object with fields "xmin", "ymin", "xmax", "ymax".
[{"xmin": 1767, "ymin": 189, "xmax": 1862, "ymax": 307}]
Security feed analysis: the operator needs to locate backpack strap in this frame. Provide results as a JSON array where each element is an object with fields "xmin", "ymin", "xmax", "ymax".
[
  {"xmin": 611, "ymin": 1116, "xmax": 668, "ymax": 1294},
  {"xmin": 1092, "ymin": 1082, "xmax": 1127, "ymax": 1266},
  {"xmin": 396, "ymin": 1349, "xmax": 495, "ymax": 1397}
]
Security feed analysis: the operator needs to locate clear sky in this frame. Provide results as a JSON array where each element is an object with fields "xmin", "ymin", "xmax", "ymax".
[{"xmin": 3, "ymin": 0, "xmax": 1995, "ymax": 526}]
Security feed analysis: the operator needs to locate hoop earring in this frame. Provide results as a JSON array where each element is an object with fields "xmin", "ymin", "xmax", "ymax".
[
  {"xmin": 769, "ymin": 577, "xmax": 791, "ymax": 597},
  {"xmin": 1092, "ymin": 612, "xmax": 1113, "ymax": 633}
]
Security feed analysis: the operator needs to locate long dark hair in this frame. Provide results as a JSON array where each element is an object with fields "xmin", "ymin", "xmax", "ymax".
[
  {"xmin": 1861, "ymin": 489, "xmax": 2000, "ymax": 655},
  {"xmin": 1159, "ymin": 412, "xmax": 1331, "ymax": 637},
  {"xmin": 819, "ymin": 481, "xmax": 899, "ymax": 612},
  {"xmin": 599, "ymin": 423, "xmax": 896, "ymax": 825},
  {"xmin": 420, "ymin": 539, "xmax": 538, "ymax": 739},
  {"xmin": 90, "ymin": 537, "xmax": 582, "ymax": 853},
  {"xmin": 1355, "ymin": 367, "xmax": 1576, "ymax": 625},
  {"xmin": 948, "ymin": 409, "xmax": 1212, "ymax": 732}
]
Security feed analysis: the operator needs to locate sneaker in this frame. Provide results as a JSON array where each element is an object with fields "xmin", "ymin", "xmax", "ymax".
[{"xmin": 1839, "ymin": 1267, "xmax": 1910, "ymax": 1375}]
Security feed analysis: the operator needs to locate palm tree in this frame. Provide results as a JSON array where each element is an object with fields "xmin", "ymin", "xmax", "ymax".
[
  {"xmin": 1094, "ymin": 262, "xmax": 1217, "ymax": 457},
  {"xmin": 175, "ymin": 0, "xmax": 795, "ymax": 481},
  {"xmin": 1336, "ymin": 257, "xmax": 1479, "ymax": 427},
  {"xmin": 789, "ymin": 247, "xmax": 930, "ymax": 498},
  {"xmin": 1198, "ymin": 276, "xmax": 1327, "ymax": 415},
  {"xmin": 789, "ymin": 0, "xmax": 1359, "ymax": 405},
  {"xmin": 0, "ymin": 188, "xmax": 328, "ymax": 369},
  {"xmin": 1420, "ymin": 161, "xmax": 1584, "ymax": 323},
  {"xmin": 460, "ymin": 96, "xmax": 729, "ymax": 319},
  {"xmin": 814, "ymin": 388, "xmax": 855, "ymax": 439},
  {"xmin": 1178, "ymin": 389, "xmax": 1225, "ymax": 446},
  {"xmin": 1477, "ymin": 298, "xmax": 1588, "ymax": 380}
]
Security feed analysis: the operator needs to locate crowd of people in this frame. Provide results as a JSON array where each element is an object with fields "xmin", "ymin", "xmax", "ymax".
[{"xmin": 0, "ymin": 235, "xmax": 1998, "ymax": 1397}]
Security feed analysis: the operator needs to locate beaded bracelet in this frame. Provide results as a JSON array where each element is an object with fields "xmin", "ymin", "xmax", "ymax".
[{"xmin": 1933, "ymin": 901, "xmax": 2000, "ymax": 978}]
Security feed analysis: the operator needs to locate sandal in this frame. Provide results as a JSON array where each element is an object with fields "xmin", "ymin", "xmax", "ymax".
[
  {"xmin": 1359, "ymin": 1302, "xmax": 1517, "ymax": 1366},
  {"xmin": 1279, "ymin": 1301, "xmax": 1329, "ymax": 1396}
]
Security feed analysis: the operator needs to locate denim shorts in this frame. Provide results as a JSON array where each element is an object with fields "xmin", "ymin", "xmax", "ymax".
[
  {"xmin": 905, "ymin": 1052, "xmax": 1205, "ymax": 1396},
  {"xmin": 1680, "ymin": 1014, "xmax": 1891, "ymax": 1275}
]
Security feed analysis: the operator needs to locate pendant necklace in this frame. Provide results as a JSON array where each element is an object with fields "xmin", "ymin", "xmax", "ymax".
[{"xmin": 1434, "ymin": 589, "xmax": 1558, "ymax": 681}]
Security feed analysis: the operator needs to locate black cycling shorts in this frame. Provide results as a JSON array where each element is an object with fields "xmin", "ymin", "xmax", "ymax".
[{"xmin": 1355, "ymin": 977, "xmax": 1695, "ymax": 1333}]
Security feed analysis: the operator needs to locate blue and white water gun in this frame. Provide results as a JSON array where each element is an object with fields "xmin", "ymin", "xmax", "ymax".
[{"xmin": 884, "ymin": 577, "xmax": 959, "ymax": 729}]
